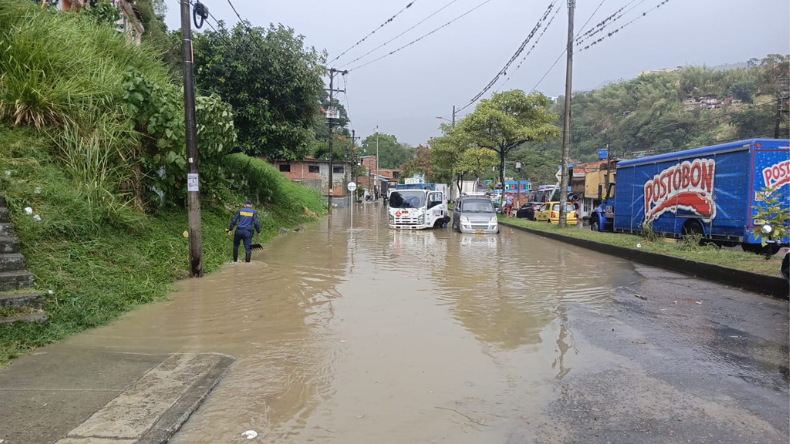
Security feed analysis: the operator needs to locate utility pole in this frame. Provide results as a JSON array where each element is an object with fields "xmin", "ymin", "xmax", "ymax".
[
  {"xmin": 558, "ymin": 0, "xmax": 575, "ymax": 228},
  {"xmin": 452, "ymin": 105, "xmax": 456, "ymax": 127},
  {"xmin": 326, "ymin": 68, "xmax": 347, "ymax": 208},
  {"xmin": 776, "ymin": 97, "xmax": 783, "ymax": 139},
  {"xmin": 180, "ymin": 0, "xmax": 203, "ymax": 277}
]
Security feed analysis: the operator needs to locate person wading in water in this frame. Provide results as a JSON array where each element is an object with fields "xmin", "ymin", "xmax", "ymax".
[{"xmin": 228, "ymin": 200, "xmax": 261, "ymax": 263}]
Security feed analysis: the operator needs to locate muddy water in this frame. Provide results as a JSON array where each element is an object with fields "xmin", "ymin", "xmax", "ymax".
[{"xmin": 70, "ymin": 203, "xmax": 640, "ymax": 442}]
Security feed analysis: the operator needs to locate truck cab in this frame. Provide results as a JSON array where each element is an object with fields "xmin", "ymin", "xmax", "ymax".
[
  {"xmin": 388, "ymin": 189, "xmax": 450, "ymax": 230},
  {"xmin": 590, "ymin": 183, "xmax": 616, "ymax": 232}
]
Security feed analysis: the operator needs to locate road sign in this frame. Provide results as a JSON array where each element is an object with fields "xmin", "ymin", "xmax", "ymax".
[
  {"xmin": 326, "ymin": 108, "xmax": 340, "ymax": 119},
  {"xmin": 347, "ymin": 181, "xmax": 357, "ymax": 191}
]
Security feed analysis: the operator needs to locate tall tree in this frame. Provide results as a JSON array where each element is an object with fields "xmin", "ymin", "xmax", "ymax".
[
  {"xmin": 193, "ymin": 22, "xmax": 325, "ymax": 159},
  {"xmin": 360, "ymin": 133, "xmax": 414, "ymax": 169},
  {"xmin": 459, "ymin": 90, "xmax": 560, "ymax": 192}
]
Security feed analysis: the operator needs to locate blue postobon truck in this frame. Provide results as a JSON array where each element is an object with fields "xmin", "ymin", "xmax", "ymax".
[{"xmin": 591, "ymin": 138, "xmax": 790, "ymax": 255}]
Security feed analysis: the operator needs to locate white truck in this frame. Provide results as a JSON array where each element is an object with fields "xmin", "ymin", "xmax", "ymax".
[{"xmin": 388, "ymin": 188, "xmax": 450, "ymax": 230}]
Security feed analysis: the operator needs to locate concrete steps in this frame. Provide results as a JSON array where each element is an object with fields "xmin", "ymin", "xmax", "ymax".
[
  {"xmin": 0, "ymin": 270, "xmax": 35, "ymax": 292},
  {"xmin": 0, "ymin": 311, "xmax": 48, "ymax": 325},
  {"xmin": 0, "ymin": 236, "xmax": 20, "ymax": 254},
  {"xmin": 0, "ymin": 292, "xmax": 43, "ymax": 309},
  {"xmin": 0, "ymin": 253, "xmax": 26, "ymax": 273},
  {"xmin": 0, "ymin": 194, "xmax": 46, "ymax": 324}
]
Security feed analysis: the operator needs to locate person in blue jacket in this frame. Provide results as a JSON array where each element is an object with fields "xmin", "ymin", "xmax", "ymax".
[{"xmin": 228, "ymin": 200, "xmax": 261, "ymax": 262}]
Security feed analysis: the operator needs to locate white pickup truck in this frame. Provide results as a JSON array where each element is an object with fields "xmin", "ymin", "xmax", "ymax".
[{"xmin": 388, "ymin": 189, "xmax": 450, "ymax": 230}]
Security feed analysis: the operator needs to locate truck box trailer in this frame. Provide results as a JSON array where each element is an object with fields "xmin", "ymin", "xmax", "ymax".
[{"xmin": 591, "ymin": 138, "xmax": 790, "ymax": 252}]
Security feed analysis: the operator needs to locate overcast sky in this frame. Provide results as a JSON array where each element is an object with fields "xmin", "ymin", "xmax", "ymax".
[{"xmin": 165, "ymin": 0, "xmax": 790, "ymax": 146}]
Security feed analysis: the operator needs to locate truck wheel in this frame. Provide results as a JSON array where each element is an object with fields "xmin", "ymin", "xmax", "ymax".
[
  {"xmin": 590, "ymin": 217, "xmax": 600, "ymax": 232},
  {"xmin": 682, "ymin": 221, "xmax": 704, "ymax": 244}
]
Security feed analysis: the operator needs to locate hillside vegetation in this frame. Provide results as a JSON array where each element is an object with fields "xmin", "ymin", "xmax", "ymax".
[
  {"xmin": 0, "ymin": 1, "xmax": 326, "ymax": 363},
  {"xmin": 536, "ymin": 55, "xmax": 790, "ymax": 163}
]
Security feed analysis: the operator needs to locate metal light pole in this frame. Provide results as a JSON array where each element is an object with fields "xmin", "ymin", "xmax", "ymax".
[
  {"xmin": 375, "ymin": 125, "xmax": 379, "ymax": 200},
  {"xmin": 516, "ymin": 161, "xmax": 522, "ymax": 209}
]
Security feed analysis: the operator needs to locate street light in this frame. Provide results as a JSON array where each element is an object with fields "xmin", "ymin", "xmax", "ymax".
[{"xmin": 436, "ymin": 116, "xmax": 452, "ymax": 122}]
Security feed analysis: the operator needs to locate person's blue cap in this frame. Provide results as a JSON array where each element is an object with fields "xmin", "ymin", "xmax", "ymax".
[{"xmin": 244, "ymin": 200, "xmax": 252, "ymax": 205}]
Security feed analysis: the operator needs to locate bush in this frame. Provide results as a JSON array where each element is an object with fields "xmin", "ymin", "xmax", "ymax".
[{"xmin": 222, "ymin": 153, "xmax": 326, "ymax": 219}]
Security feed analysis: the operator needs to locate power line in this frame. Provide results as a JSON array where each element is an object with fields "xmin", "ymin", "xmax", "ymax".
[
  {"xmin": 225, "ymin": 0, "xmax": 244, "ymax": 25},
  {"xmin": 457, "ymin": 1, "xmax": 557, "ymax": 111},
  {"xmin": 329, "ymin": 1, "xmax": 419, "ymax": 64},
  {"xmin": 528, "ymin": 0, "xmax": 647, "ymax": 94},
  {"xmin": 575, "ymin": 0, "xmax": 642, "ymax": 44},
  {"xmin": 346, "ymin": 0, "xmax": 496, "ymax": 72},
  {"xmin": 339, "ymin": 0, "xmax": 463, "ymax": 69},
  {"xmin": 578, "ymin": 0, "xmax": 671, "ymax": 52},
  {"xmin": 576, "ymin": 0, "xmax": 608, "ymax": 37},
  {"xmin": 342, "ymin": 73, "xmax": 355, "ymax": 133},
  {"xmin": 498, "ymin": 1, "xmax": 563, "ymax": 91}
]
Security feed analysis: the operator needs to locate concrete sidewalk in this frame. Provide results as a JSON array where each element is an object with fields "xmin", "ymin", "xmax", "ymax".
[{"xmin": 0, "ymin": 346, "xmax": 234, "ymax": 444}]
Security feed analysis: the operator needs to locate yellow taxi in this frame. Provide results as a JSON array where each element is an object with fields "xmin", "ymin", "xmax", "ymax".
[{"xmin": 534, "ymin": 201, "xmax": 578, "ymax": 225}]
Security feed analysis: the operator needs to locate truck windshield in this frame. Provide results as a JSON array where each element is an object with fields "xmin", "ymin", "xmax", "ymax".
[{"xmin": 389, "ymin": 191, "xmax": 426, "ymax": 209}]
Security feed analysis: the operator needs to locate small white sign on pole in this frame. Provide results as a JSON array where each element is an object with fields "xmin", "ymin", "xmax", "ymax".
[
  {"xmin": 347, "ymin": 182, "xmax": 357, "ymax": 191},
  {"xmin": 326, "ymin": 108, "xmax": 340, "ymax": 119},
  {"xmin": 187, "ymin": 173, "xmax": 199, "ymax": 192}
]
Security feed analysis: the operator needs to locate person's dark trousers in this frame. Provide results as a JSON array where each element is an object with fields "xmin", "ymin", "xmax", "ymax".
[{"xmin": 233, "ymin": 228, "xmax": 253, "ymax": 262}]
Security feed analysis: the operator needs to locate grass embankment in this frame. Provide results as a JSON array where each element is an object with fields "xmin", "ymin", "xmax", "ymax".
[
  {"xmin": 500, "ymin": 217, "xmax": 783, "ymax": 277},
  {"xmin": 0, "ymin": 127, "xmax": 326, "ymax": 365}
]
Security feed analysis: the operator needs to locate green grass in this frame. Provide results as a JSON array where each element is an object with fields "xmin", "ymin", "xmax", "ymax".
[
  {"xmin": 500, "ymin": 217, "xmax": 783, "ymax": 278},
  {"xmin": 0, "ymin": 126, "xmax": 326, "ymax": 365}
]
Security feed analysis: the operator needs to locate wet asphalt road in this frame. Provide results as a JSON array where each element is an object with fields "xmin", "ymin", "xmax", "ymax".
[{"xmin": 63, "ymin": 203, "xmax": 788, "ymax": 443}]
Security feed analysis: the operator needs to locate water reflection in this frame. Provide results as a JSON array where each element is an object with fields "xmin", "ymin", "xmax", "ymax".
[{"xmin": 65, "ymin": 203, "xmax": 641, "ymax": 443}]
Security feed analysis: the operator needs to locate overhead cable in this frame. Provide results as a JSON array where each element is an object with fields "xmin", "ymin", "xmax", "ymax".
[
  {"xmin": 576, "ymin": 0, "xmax": 644, "ymax": 45},
  {"xmin": 457, "ymin": 1, "xmax": 557, "ymax": 112},
  {"xmin": 340, "ymin": 0, "xmax": 463, "ymax": 69},
  {"xmin": 346, "ymin": 0, "xmax": 496, "ymax": 72},
  {"xmin": 329, "ymin": 1, "xmax": 419, "ymax": 64},
  {"xmin": 578, "ymin": 0, "xmax": 671, "ymax": 52},
  {"xmin": 498, "ymin": 1, "xmax": 563, "ymax": 91}
]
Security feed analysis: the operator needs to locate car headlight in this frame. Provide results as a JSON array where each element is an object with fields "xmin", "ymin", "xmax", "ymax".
[
  {"xmin": 490, "ymin": 216, "xmax": 497, "ymax": 224},
  {"xmin": 418, "ymin": 215, "xmax": 424, "ymax": 224},
  {"xmin": 460, "ymin": 216, "xmax": 469, "ymax": 224},
  {"xmin": 762, "ymin": 224, "xmax": 773, "ymax": 234}
]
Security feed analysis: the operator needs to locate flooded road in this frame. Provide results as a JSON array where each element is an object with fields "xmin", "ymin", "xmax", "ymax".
[{"xmin": 67, "ymin": 203, "xmax": 789, "ymax": 443}]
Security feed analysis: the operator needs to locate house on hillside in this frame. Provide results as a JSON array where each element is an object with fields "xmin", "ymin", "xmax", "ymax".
[
  {"xmin": 270, "ymin": 157, "xmax": 356, "ymax": 198},
  {"xmin": 61, "ymin": 0, "xmax": 144, "ymax": 44}
]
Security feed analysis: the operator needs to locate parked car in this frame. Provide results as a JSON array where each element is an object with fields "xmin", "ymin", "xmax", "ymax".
[
  {"xmin": 535, "ymin": 201, "xmax": 578, "ymax": 225},
  {"xmin": 516, "ymin": 202, "xmax": 542, "ymax": 220},
  {"xmin": 452, "ymin": 197, "xmax": 499, "ymax": 234}
]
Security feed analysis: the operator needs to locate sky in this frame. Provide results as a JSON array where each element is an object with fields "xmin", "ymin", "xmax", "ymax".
[{"xmin": 165, "ymin": 0, "xmax": 790, "ymax": 147}]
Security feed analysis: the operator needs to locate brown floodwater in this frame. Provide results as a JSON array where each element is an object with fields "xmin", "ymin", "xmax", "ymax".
[{"xmin": 68, "ymin": 202, "xmax": 641, "ymax": 443}]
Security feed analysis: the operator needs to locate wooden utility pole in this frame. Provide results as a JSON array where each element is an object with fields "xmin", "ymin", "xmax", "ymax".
[
  {"xmin": 558, "ymin": 0, "xmax": 575, "ymax": 228},
  {"xmin": 452, "ymin": 105, "xmax": 456, "ymax": 127},
  {"xmin": 180, "ymin": 0, "xmax": 203, "ymax": 277}
]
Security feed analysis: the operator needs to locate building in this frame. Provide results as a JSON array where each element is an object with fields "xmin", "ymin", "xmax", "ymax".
[
  {"xmin": 271, "ymin": 158, "xmax": 355, "ymax": 197},
  {"xmin": 61, "ymin": 0, "xmax": 144, "ymax": 44},
  {"xmin": 356, "ymin": 155, "xmax": 401, "ymax": 197}
]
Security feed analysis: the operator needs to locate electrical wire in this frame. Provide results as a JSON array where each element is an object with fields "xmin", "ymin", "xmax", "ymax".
[
  {"xmin": 342, "ymin": 73, "xmax": 355, "ymax": 133},
  {"xmin": 339, "ymin": 0, "xmax": 463, "ymax": 69},
  {"xmin": 529, "ymin": 0, "xmax": 647, "ymax": 94},
  {"xmin": 225, "ymin": 0, "xmax": 245, "ymax": 25},
  {"xmin": 346, "ymin": 0, "xmax": 496, "ymax": 72},
  {"xmin": 578, "ymin": 0, "xmax": 671, "ymax": 52},
  {"xmin": 457, "ymin": 1, "xmax": 557, "ymax": 111},
  {"xmin": 497, "ymin": 1, "xmax": 563, "ymax": 91},
  {"xmin": 575, "ymin": 0, "xmax": 641, "ymax": 44},
  {"xmin": 329, "ymin": 1, "xmax": 419, "ymax": 64}
]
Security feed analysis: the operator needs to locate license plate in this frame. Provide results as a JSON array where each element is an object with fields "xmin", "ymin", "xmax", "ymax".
[{"xmin": 475, "ymin": 229, "xmax": 484, "ymax": 234}]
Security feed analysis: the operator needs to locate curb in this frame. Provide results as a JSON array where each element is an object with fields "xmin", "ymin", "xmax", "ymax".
[
  {"xmin": 139, "ymin": 354, "xmax": 235, "ymax": 444},
  {"xmin": 501, "ymin": 221, "xmax": 789, "ymax": 299}
]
